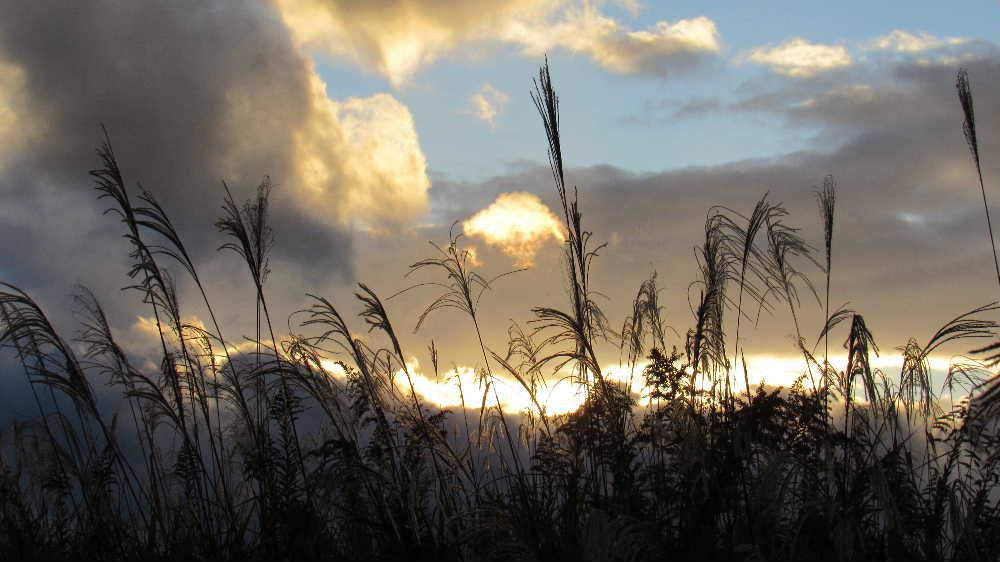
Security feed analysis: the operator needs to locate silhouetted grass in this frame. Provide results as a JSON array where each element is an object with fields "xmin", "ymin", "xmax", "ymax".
[{"xmin": 1, "ymin": 61, "xmax": 1000, "ymax": 561}]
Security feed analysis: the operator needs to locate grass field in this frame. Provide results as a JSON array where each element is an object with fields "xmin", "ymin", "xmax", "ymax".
[{"xmin": 2, "ymin": 61, "xmax": 1000, "ymax": 561}]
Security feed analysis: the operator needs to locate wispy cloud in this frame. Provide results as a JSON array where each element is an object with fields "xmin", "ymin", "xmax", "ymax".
[
  {"xmin": 468, "ymin": 83, "xmax": 510, "ymax": 126},
  {"xmin": 275, "ymin": 0, "xmax": 554, "ymax": 87},
  {"xmin": 506, "ymin": 8, "xmax": 721, "ymax": 77},
  {"xmin": 865, "ymin": 30, "xmax": 967, "ymax": 53},
  {"xmin": 275, "ymin": 0, "xmax": 722, "ymax": 85},
  {"xmin": 744, "ymin": 37, "xmax": 852, "ymax": 77},
  {"xmin": 860, "ymin": 29, "xmax": 993, "ymax": 67}
]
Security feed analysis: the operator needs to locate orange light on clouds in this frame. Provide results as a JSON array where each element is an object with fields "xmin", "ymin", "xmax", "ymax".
[{"xmin": 463, "ymin": 191, "xmax": 565, "ymax": 267}]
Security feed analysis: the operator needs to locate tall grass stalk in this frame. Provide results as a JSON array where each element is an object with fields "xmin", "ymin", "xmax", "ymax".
[{"xmin": 957, "ymin": 69, "xmax": 1000, "ymax": 298}]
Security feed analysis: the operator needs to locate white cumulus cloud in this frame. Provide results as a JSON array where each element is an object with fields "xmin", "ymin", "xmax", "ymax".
[
  {"xmin": 463, "ymin": 191, "xmax": 564, "ymax": 267},
  {"xmin": 292, "ymin": 72, "xmax": 430, "ymax": 232},
  {"xmin": 745, "ymin": 37, "xmax": 852, "ymax": 77}
]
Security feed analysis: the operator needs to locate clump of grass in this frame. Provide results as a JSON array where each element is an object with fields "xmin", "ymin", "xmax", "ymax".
[{"xmin": 0, "ymin": 62, "xmax": 999, "ymax": 562}]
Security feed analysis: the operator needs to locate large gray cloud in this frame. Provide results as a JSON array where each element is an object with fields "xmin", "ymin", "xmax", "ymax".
[
  {"xmin": 0, "ymin": 2, "xmax": 344, "ymax": 294},
  {"xmin": 0, "ymin": 0, "xmax": 436, "ymax": 340},
  {"xmin": 0, "ymin": 1, "xmax": 446, "ymax": 436}
]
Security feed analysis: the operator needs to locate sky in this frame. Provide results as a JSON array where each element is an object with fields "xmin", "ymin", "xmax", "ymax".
[{"xmin": 2, "ymin": 1, "xmax": 1000, "ymax": 414}]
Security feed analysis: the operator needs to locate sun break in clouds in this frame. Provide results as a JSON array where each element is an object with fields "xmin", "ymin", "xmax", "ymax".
[{"xmin": 462, "ymin": 191, "xmax": 564, "ymax": 267}]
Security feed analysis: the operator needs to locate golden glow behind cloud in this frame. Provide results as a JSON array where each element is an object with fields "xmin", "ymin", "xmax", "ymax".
[
  {"xmin": 463, "ymin": 191, "xmax": 565, "ymax": 267},
  {"xmin": 399, "ymin": 361, "xmax": 588, "ymax": 415},
  {"xmin": 317, "ymin": 358, "xmax": 589, "ymax": 416},
  {"xmin": 746, "ymin": 37, "xmax": 852, "ymax": 77},
  {"xmin": 132, "ymin": 315, "xmax": 262, "ymax": 371},
  {"xmin": 313, "ymin": 353, "xmax": 967, "ymax": 418}
]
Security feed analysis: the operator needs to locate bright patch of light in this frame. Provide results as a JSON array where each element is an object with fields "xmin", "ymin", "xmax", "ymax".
[
  {"xmin": 313, "ymin": 353, "xmax": 971, "ymax": 416},
  {"xmin": 463, "ymin": 192, "xmax": 565, "ymax": 267},
  {"xmin": 392, "ymin": 360, "xmax": 588, "ymax": 415}
]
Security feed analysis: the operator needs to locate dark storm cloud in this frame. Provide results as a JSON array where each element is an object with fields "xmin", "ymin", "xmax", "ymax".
[{"xmin": 0, "ymin": 0, "xmax": 354, "ymax": 300}]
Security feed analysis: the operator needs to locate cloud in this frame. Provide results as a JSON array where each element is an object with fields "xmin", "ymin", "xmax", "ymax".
[
  {"xmin": 745, "ymin": 37, "xmax": 852, "ymax": 77},
  {"xmin": 131, "ymin": 314, "xmax": 261, "ymax": 370},
  {"xmin": 860, "ymin": 30, "xmax": 996, "ymax": 67},
  {"xmin": 867, "ymin": 30, "xmax": 966, "ymax": 53},
  {"xmin": 468, "ymin": 83, "xmax": 510, "ymax": 125},
  {"xmin": 275, "ymin": 0, "xmax": 721, "ymax": 84},
  {"xmin": 275, "ymin": 0, "xmax": 555, "ymax": 86},
  {"xmin": 389, "ymin": 52, "xmax": 1000, "ymax": 368},
  {"xmin": 340, "ymin": 351, "xmax": 958, "ymax": 415},
  {"xmin": 383, "ymin": 358, "xmax": 587, "ymax": 415},
  {"xmin": 506, "ymin": 8, "xmax": 721, "ymax": 77},
  {"xmin": 629, "ymin": 32, "xmax": 999, "ymax": 127},
  {"xmin": 0, "ymin": 59, "xmax": 36, "ymax": 172},
  {"xmin": 2, "ymin": 3, "xmax": 998, "ymax": 419},
  {"xmin": 462, "ymin": 191, "xmax": 564, "ymax": 266},
  {"xmin": 295, "ymin": 75, "xmax": 430, "ymax": 231},
  {"xmin": 0, "ymin": 0, "xmax": 430, "ymax": 298}
]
